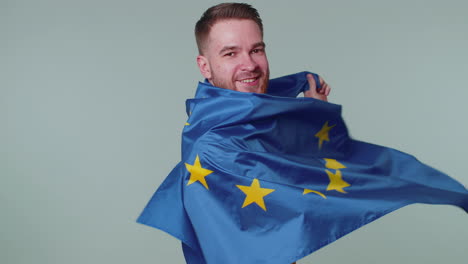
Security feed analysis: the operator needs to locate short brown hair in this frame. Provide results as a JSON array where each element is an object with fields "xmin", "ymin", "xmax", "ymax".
[{"xmin": 195, "ymin": 3, "xmax": 263, "ymax": 54}]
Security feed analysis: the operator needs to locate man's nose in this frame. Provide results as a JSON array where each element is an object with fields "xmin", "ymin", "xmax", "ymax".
[{"xmin": 239, "ymin": 53, "xmax": 258, "ymax": 71}]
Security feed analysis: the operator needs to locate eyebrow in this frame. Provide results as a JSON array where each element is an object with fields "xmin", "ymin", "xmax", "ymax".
[
  {"xmin": 218, "ymin": 42, "xmax": 266, "ymax": 55},
  {"xmin": 219, "ymin": 45, "xmax": 239, "ymax": 55},
  {"xmin": 252, "ymin": 42, "xmax": 266, "ymax": 50}
]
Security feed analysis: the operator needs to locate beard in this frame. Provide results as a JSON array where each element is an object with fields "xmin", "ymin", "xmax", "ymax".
[{"xmin": 210, "ymin": 68, "xmax": 269, "ymax": 94}]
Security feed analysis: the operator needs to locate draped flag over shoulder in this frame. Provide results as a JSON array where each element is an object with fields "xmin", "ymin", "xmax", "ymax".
[{"xmin": 137, "ymin": 72, "xmax": 467, "ymax": 264}]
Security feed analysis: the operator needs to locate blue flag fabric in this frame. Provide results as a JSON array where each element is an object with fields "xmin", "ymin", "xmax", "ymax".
[{"xmin": 137, "ymin": 72, "xmax": 467, "ymax": 264}]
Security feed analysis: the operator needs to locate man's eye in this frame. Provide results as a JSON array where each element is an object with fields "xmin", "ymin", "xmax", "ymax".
[
  {"xmin": 251, "ymin": 48, "xmax": 263, "ymax": 54},
  {"xmin": 224, "ymin": 52, "xmax": 235, "ymax": 57}
]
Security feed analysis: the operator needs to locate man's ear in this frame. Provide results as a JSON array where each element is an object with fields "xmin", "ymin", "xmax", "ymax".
[{"xmin": 197, "ymin": 55, "xmax": 212, "ymax": 80}]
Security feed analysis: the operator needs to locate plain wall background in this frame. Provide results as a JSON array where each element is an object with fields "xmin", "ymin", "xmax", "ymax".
[{"xmin": 2, "ymin": 0, "xmax": 467, "ymax": 263}]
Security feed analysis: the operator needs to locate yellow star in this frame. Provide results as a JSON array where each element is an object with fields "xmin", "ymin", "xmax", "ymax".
[
  {"xmin": 303, "ymin": 189, "xmax": 327, "ymax": 199},
  {"xmin": 314, "ymin": 121, "xmax": 336, "ymax": 149},
  {"xmin": 185, "ymin": 155, "xmax": 213, "ymax": 189},
  {"xmin": 185, "ymin": 122, "xmax": 190, "ymax": 126},
  {"xmin": 236, "ymin": 179, "xmax": 275, "ymax": 211},
  {"xmin": 325, "ymin": 169, "xmax": 350, "ymax": 193},
  {"xmin": 324, "ymin": 158, "xmax": 346, "ymax": 170}
]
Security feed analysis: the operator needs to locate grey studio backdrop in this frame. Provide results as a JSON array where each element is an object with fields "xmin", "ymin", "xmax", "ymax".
[{"xmin": 2, "ymin": 0, "xmax": 467, "ymax": 263}]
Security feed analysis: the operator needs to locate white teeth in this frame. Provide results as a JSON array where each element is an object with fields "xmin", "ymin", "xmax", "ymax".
[{"xmin": 240, "ymin": 79, "xmax": 256, "ymax": 83}]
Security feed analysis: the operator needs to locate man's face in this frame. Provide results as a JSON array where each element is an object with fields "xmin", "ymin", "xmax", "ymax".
[{"xmin": 197, "ymin": 19, "xmax": 270, "ymax": 93}]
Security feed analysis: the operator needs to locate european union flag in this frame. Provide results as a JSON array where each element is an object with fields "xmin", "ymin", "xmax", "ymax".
[{"xmin": 137, "ymin": 72, "xmax": 467, "ymax": 264}]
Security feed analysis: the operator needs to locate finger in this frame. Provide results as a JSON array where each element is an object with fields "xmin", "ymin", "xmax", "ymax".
[
  {"xmin": 316, "ymin": 76, "xmax": 326, "ymax": 92},
  {"xmin": 318, "ymin": 83, "xmax": 327, "ymax": 94},
  {"xmin": 319, "ymin": 75, "xmax": 325, "ymax": 86},
  {"xmin": 318, "ymin": 76, "xmax": 331, "ymax": 96},
  {"xmin": 306, "ymin": 73, "xmax": 316, "ymax": 88},
  {"xmin": 321, "ymin": 83, "xmax": 330, "ymax": 95},
  {"xmin": 306, "ymin": 74, "xmax": 318, "ymax": 95}
]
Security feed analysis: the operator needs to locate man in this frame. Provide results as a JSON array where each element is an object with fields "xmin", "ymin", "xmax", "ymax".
[
  {"xmin": 137, "ymin": 3, "xmax": 467, "ymax": 264},
  {"xmin": 195, "ymin": 5, "xmax": 310, "ymax": 263},
  {"xmin": 194, "ymin": 2, "xmax": 330, "ymax": 101}
]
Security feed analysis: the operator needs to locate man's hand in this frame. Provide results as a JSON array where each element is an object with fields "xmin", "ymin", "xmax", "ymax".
[{"xmin": 304, "ymin": 73, "xmax": 331, "ymax": 102}]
